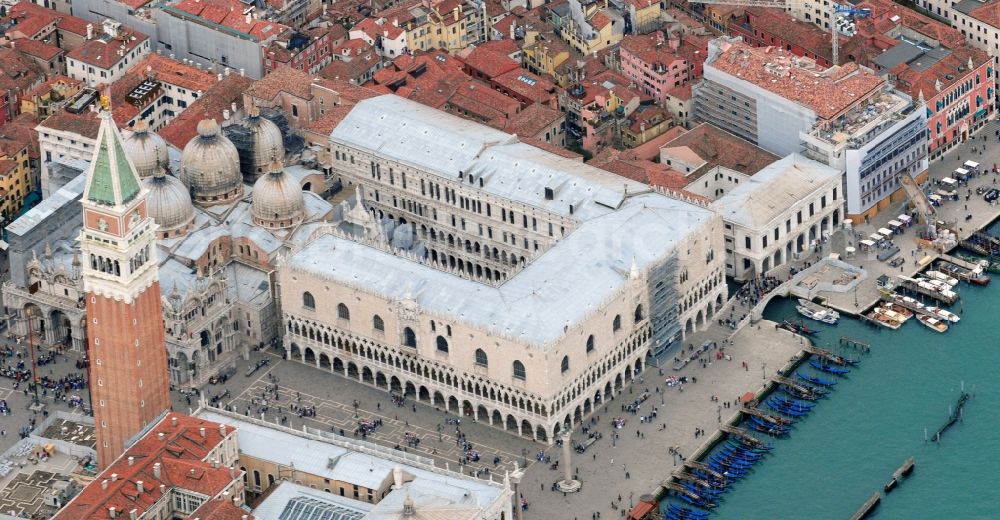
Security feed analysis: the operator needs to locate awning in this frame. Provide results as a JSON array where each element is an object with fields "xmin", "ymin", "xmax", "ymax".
[
  {"xmin": 964, "ymin": 161, "xmax": 980, "ymax": 169},
  {"xmin": 954, "ymin": 168, "xmax": 969, "ymax": 176},
  {"xmin": 888, "ymin": 220, "xmax": 903, "ymax": 227},
  {"xmin": 741, "ymin": 391, "xmax": 756, "ymax": 403},
  {"xmin": 628, "ymin": 501, "xmax": 655, "ymax": 520},
  {"xmin": 870, "ymin": 233, "xmax": 884, "ymax": 240},
  {"xmin": 975, "ymin": 108, "xmax": 988, "ymax": 119},
  {"xmin": 898, "ymin": 214, "xmax": 912, "ymax": 223},
  {"xmin": 859, "ymin": 240, "xmax": 875, "ymax": 247},
  {"xmin": 878, "ymin": 227, "xmax": 894, "ymax": 236},
  {"xmin": 941, "ymin": 177, "xmax": 958, "ymax": 184}
]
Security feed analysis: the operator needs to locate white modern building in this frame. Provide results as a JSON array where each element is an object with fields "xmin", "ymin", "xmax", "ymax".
[
  {"xmin": 712, "ymin": 154, "xmax": 845, "ymax": 281},
  {"xmin": 65, "ymin": 20, "xmax": 151, "ymax": 88},
  {"xmin": 280, "ymin": 95, "xmax": 727, "ymax": 442},
  {"xmin": 694, "ymin": 38, "xmax": 928, "ymax": 219}
]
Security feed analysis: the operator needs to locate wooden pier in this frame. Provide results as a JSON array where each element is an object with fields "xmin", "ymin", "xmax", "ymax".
[
  {"xmin": 896, "ymin": 277, "xmax": 959, "ymax": 304},
  {"xmin": 932, "ymin": 392, "xmax": 970, "ymax": 442},
  {"xmin": 879, "ymin": 292, "xmax": 937, "ymax": 319},
  {"xmin": 802, "ymin": 345, "xmax": 849, "ymax": 365},
  {"xmin": 849, "ymin": 492, "xmax": 882, "ymax": 520},
  {"xmin": 671, "ymin": 470, "xmax": 714, "ymax": 489},
  {"xmin": 960, "ymin": 232, "xmax": 1000, "ymax": 257},
  {"xmin": 939, "ymin": 254, "xmax": 982, "ymax": 272},
  {"xmin": 719, "ymin": 424, "xmax": 764, "ymax": 446},
  {"xmin": 684, "ymin": 460, "xmax": 725, "ymax": 481},
  {"xmin": 885, "ymin": 457, "xmax": 916, "ymax": 493},
  {"xmin": 660, "ymin": 480, "xmax": 710, "ymax": 504},
  {"xmin": 771, "ymin": 375, "xmax": 818, "ymax": 396},
  {"xmin": 743, "ymin": 406, "xmax": 793, "ymax": 426},
  {"xmin": 839, "ymin": 336, "xmax": 871, "ymax": 353}
]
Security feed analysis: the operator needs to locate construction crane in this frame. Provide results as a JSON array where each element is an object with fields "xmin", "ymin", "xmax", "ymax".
[{"xmin": 688, "ymin": 0, "xmax": 869, "ymax": 66}]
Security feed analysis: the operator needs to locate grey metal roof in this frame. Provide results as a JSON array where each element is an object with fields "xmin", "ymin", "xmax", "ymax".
[
  {"xmin": 873, "ymin": 41, "xmax": 950, "ymax": 73},
  {"xmin": 330, "ymin": 95, "xmax": 647, "ymax": 220},
  {"xmin": 7, "ymin": 173, "xmax": 86, "ymax": 237},
  {"xmin": 711, "ymin": 154, "xmax": 841, "ymax": 229},
  {"xmin": 290, "ymin": 191, "xmax": 714, "ymax": 344},
  {"xmin": 954, "ymin": 0, "xmax": 982, "ymax": 16}
]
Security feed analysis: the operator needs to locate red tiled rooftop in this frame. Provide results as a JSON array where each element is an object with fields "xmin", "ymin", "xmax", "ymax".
[
  {"xmin": 159, "ymin": 74, "xmax": 253, "ymax": 148},
  {"xmin": 620, "ymin": 33, "xmax": 686, "ymax": 70},
  {"xmin": 970, "ymin": 1, "xmax": 1000, "ymax": 28},
  {"xmin": 10, "ymin": 38, "xmax": 62, "ymax": 60},
  {"xmin": 855, "ymin": 0, "xmax": 964, "ymax": 50},
  {"xmin": 0, "ymin": 48, "xmax": 44, "ymax": 94},
  {"xmin": 38, "ymin": 109, "xmax": 101, "ymax": 139},
  {"xmin": 121, "ymin": 0, "xmax": 153, "ymax": 8},
  {"xmin": 710, "ymin": 41, "xmax": 885, "ymax": 120},
  {"xmin": 306, "ymin": 104, "xmax": 354, "ymax": 134},
  {"xmin": 351, "ymin": 17, "xmax": 405, "ymax": 40},
  {"xmin": 521, "ymin": 136, "xmax": 580, "ymax": 159},
  {"xmin": 67, "ymin": 31, "xmax": 148, "ymax": 69},
  {"xmin": 55, "ymin": 15, "xmax": 92, "ymax": 36},
  {"xmin": 504, "ymin": 102, "xmax": 562, "ymax": 137},
  {"xmin": 745, "ymin": 8, "xmax": 832, "ymax": 59},
  {"xmin": 663, "ymin": 122, "xmax": 779, "ymax": 176},
  {"xmin": 492, "ymin": 68, "xmax": 555, "ymax": 103},
  {"xmin": 459, "ymin": 45, "xmax": 520, "ymax": 79},
  {"xmin": 3, "ymin": 3, "xmax": 59, "ymax": 39},
  {"xmin": 170, "ymin": 0, "xmax": 287, "ymax": 40},
  {"xmin": 185, "ymin": 499, "xmax": 254, "ymax": 520},
  {"xmin": 130, "ymin": 54, "xmax": 218, "ymax": 93},
  {"xmin": 449, "ymin": 80, "xmax": 521, "ymax": 118},
  {"xmin": 247, "ymin": 65, "xmax": 315, "ymax": 101},
  {"xmin": 54, "ymin": 413, "xmax": 238, "ymax": 520},
  {"xmin": 893, "ymin": 44, "xmax": 991, "ymax": 100}
]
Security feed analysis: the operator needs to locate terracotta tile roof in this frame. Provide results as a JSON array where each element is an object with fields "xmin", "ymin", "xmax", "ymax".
[
  {"xmin": 745, "ymin": 8, "xmax": 832, "ymax": 59},
  {"xmin": 320, "ymin": 51, "xmax": 379, "ymax": 83},
  {"xmin": 591, "ymin": 149, "xmax": 691, "ymax": 190},
  {"xmin": 2, "ymin": 3, "xmax": 58, "ymax": 39},
  {"xmin": 893, "ymin": 44, "xmax": 991, "ymax": 100},
  {"xmin": 130, "ymin": 54, "xmax": 218, "ymax": 93},
  {"xmin": 185, "ymin": 499, "xmax": 254, "ymax": 520},
  {"xmin": 492, "ymin": 14, "xmax": 517, "ymax": 38},
  {"xmin": 521, "ymin": 136, "xmax": 580, "ymax": 158},
  {"xmin": 121, "ymin": 0, "xmax": 153, "ymax": 8},
  {"xmin": 620, "ymin": 34, "xmax": 685, "ymax": 70},
  {"xmin": 159, "ymin": 74, "xmax": 253, "ymax": 148},
  {"xmin": 312, "ymin": 77, "xmax": 384, "ymax": 104},
  {"xmin": 504, "ymin": 102, "xmax": 562, "ymax": 137},
  {"xmin": 970, "ymin": 1, "xmax": 1000, "ymax": 28},
  {"xmin": 663, "ymin": 122, "xmax": 779, "ymax": 176},
  {"xmin": 628, "ymin": 125, "xmax": 685, "ymax": 161},
  {"xmin": 54, "ymin": 413, "xmax": 239, "ymax": 520},
  {"xmin": 2, "ymin": 113, "xmax": 40, "ymax": 159},
  {"xmin": 170, "ymin": 0, "xmax": 288, "ymax": 40},
  {"xmin": 38, "ymin": 109, "xmax": 101, "ymax": 139},
  {"xmin": 710, "ymin": 41, "xmax": 885, "ymax": 120},
  {"xmin": 248, "ymin": 65, "xmax": 315, "ymax": 101},
  {"xmin": 459, "ymin": 45, "xmax": 520, "ymax": 79},
  {"xmin": 476, "ymin": 38, "xmax": 520, "ymax": 58},
  {"xmin": 25, "ymin": 74, "xmax": 79, "ymax": 99},
  {"xmin": 626, "ymin": 105, "xmax": 670, "ymax": 133},
  {"xmin": 485, "ymin": 0, "xmax": 508, "ymax": 18},
  {"xmin": 664, "ymin": 7, "xmax": 702, "ymax": 30},
  {"xmin": 667, "ymin": 83, "xmax": 692, "ymax": 101},
  {"xmin": 305, "ymin": 104, "xmax": 354, "ymax": 134},
  {"xmin": 10, "ymin": 38, "xmax": 62, "ymax": 60},
  {"xmin": 55, "ymin": 15, "xmax": 92, "ymax": 37},
  {"xmin": 352, "ymin": 17, "xmax": 405, "ymax": 40},
  {"xmin": 0, "ymin": 158, "xmax": 16, "ymax": 175},
  {"xmin": 854, "ymin": 0, "xmax": 964, "ymax": 49},
  {"xmin": 448, "ymin": 79, "xmax": 521, "ymax": 118},
  {"xmin": 0, "ymin": 48, "xmax": 44, "ymax": 93},
  {"xmin": 108, "ymin": 72, "xmax": 147, "ymax": 125},
  {"xmin": 590, "ymin": 11, "xmax": 611, "ymax": 30},
  {"xmin": 492, "ymin": 68, "xmax": 556, "ymax": 103},
  {"xmin": 67, "ymin": 31, "xmax": 148, "ymax": 69}
]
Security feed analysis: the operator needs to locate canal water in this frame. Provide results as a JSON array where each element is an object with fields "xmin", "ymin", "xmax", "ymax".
[{"xmin": 708, "ymin": 253, "xmax": 1000, "ymax": 517}]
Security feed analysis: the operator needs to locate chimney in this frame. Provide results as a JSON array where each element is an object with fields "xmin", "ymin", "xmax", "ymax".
[
  {"xmin": 229, "ymin": 465, "xmax": 236, "ymax": 479},
  {"xmin": 153, "ymin": 463, "xmax": 162, "ymax": 480},
  {"xmin": 159, "ymin": 484, "xmax": 166, "ymax": 494},
  {"xmin": 171, "ymin": 416, "xmax": 178, "ymax": 428},
  {"xmin": 9, "ymin": 40, "xmax": 13, "ymax": 49},
  {"xmin": 212, "ymin": 459, "xmax": 220, "ymax": 469},
  {"xmin": 217, "ymin": 73, "xmax": 223, "ymax": 81},
  {"xmin": 109, "ymin": 507, "xmax": 117, "ymax": 519},
  {"xmin": 86, "ymin": 23, "xmax": 94, "ymax": 40},
  {"xmin": 223, "ymin": 109, "xmax": 230, "ymax": 120},
  {"xmin": 199, "ymin": 427, "xmax": 206, "ymax": 438},
  {"xmin": 169, "ymin": 53, "xmax": 175, "ymax": 60},
  {"xmin": 239, "ymin": 68, "xmax": 245, "ymax": 76},
  {"xmin": 101, "ymin": 480, "xmax": 109, "ymax": 490},
  {"xmin": 157, "ymin": 432, "xmax": 165, "ymax": 441},
  {"xmin": 137, "ymin": 481, "xmax": 144, "ymax": 493},
  {"xmin": 245, "ymin": 12, "xmax": 252, "ymax": 24},
  {"xmin": 231, "ymin": 102, "xmax": 238, "ymax": 113},
  {"xmin": 129, "ymin": 510, "xmax": 137, "ymax": 520},
  {"xmin": 111, "ymin": 473, "xmax": 118, "ymax": 482},
  {"xmin": 224, "ymin": 67, "xmax": 231, "ymax": 76},
  {"xmin": 128, "ymin": 457, "xmax": 135, "ymax": 467},
  {"xmin": 219, "ymin": 424, "xmax": 227, "ymax": 436}
]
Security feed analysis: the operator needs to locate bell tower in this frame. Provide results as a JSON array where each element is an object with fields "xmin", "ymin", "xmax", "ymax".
[{"xmin": 80, "ymin": 106, "xmax": 171, "ymax": 468}]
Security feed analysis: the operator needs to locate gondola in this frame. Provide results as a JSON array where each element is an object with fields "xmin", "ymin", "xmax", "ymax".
[
  {"xmin": 767, "ymin": 396, "xmax": 814, "ymax": 409},
  {"xmin": 725, "ymin": 440, "xmax": 772, "ymax": 453},
  {"xmin": 766, "ymin": 397, "xmax": 814, "ymax": 412},
  {"xmin": 797, "ymin": 371, "xmax": 837, "ymax": 386},
  {"xmin": 767, "ymin": 402, "xmax": 809, "ymax": 417},
  {"xmin": 779, "ymin": 384, "xmax": 820, "ymax": 401},
  {"xmin": 747, "ymin": 417, "xmax": 790, "ymax": 436},
  {"xmin": 809, "ymin": 359, "xmax": 850, "ymax": 375},
  {"xmin": 716, "ymin": 445, "xmax": 764, "ymax": 459},
  {"xmin": 678, "ymin": 493, "xmax": 716, "ymax": 509},
  {"xmin": 666, "ymin": 504, "xmax": 709, "ymax": 520}
]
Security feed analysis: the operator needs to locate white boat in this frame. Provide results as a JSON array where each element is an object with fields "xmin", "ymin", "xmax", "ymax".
[
  {"xmin": 926, "ymin": 306, "xmax": 961, "ymax": 323},
  {"xmin": 891, "ymin": 293, "xmax": 924, "ymax": 310},
  {"xmin": 926, "ymin": 271, "xmax": 959, "ymax": 287},
  {"xmin": 797, "ymin": 299, "xmax": 839, "ymax": 324},
  {"xmin": 796, "ymin": 305, "xmax": 838, "ymax": 325},
  {"xmin": 868, "ymin": 307, "xmax": 902, "ymax": 330},
  {"xmin": 917, "ymin": 314, "xmax": 949, "ymax": 333}
]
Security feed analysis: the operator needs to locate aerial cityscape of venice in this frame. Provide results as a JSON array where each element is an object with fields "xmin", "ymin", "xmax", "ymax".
[{"xmin": 0, "ymin": 0, "xmax": 995, "ymax": 517}]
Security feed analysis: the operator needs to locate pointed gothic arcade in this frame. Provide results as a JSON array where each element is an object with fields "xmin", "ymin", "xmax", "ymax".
[{"xmin": 80, "ymin": 106, "xmax": 171, "ymax": 469}]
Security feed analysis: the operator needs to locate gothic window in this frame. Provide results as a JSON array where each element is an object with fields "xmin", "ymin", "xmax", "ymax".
[
  {"xmin": 561, "ymin": 356, "xmax": 569, "ymax": 374},
  {"xmin": 403, "ymin": 327, "xmax": 417, "ymax": 348},
  {"xmin": 512, "ymin": 360, "xmax": 526, "ymax": 381},
  {"xmin": 373, "ymin": 315, "xmax": 384, "ymax": 331},
  {"xmin": 302, "ymin": 292, "xmax": 315, "ymax": 309},
  {"xmin": 634, "ymin": 304, "xmax": 644, "ymax": 323},
  {"xmin": 337, "ymin": 303, "xmax": 350, "ymax": 320},
  {"xmin": 436, "ymin": 335, "xmax": 449, "ymax": 353},
  {"xmin": 586, "ymin": 335, "xmax": 595, "ymax": 353},
  {"xmin": 612, "ymin": 315, "xmax": 622, "ymax": 332},
  {"xmin": 475, "ymin": 348, "xmax": 488, "ymax": 367}
]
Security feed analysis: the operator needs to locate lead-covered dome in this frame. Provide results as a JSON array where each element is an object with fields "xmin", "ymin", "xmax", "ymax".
[
  {"xmin": 143, "ymin": 170, "xmax": 195, "ymax": 238},
  {"xmin": 123, "ymin": 121, "xmax": 168, "ymax": 178},
  {"xmin": 245, "ymin": 107, "xmax": 284, "ymax": 179},
  {"xmin": 251, "ymin": 161, "xmax": 304, "ymax": 229},
  {"xmin": 180, "ymin": 118, "xmax": 243, "ymax": 205}
]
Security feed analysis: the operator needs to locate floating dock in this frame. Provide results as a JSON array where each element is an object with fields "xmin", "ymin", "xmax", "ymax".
[
  {"xmin": 960, "ymin": 232, "xmax": 1000, "ymax": 256},
  {"xmin": 896, "ymin": 277, "xmax": 959, "ymax": 304},
  {"xmin": 684, "ymin": 460, "xmax": 725, "ymax": 481},
  {"xmin": 743, "ymin": 406, "xmax": 794, "ymax": 426},
  {"xmin": 802, "ymin": 344, "xmax": 851, "ymax": 365},
  {"xmin": 839, "ymin": 336, "xmax": 871, "ymax": 353},
  {"xmin": 885, "ymin": 457, "xmax": 915, "ymax": 493},
  {"xmin": 850, "ymin": 492, "xmax": 882, "ymax": 520},
  {"xmin": 671, "ymin": 470, "xmax": 714, "ymax": 489}
]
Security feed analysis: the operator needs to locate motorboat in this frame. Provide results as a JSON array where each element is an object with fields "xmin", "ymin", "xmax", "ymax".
[
  {"xmin": 891, "ymin": 293, "xmax": 924, "ymax": 310},
  {"xmin": 868, "ymin": 307, "xmax": 902, "ymax": 330},
  {"xmin": 796, "ymin": 299, "xmax": 839, "ymax": 324},
  {"xmin": 917, "ymin": 314, "xmax": 949, "ymax": 333},
  {"xmin": 926, "ymin": 306, "xmax": 961, "ymax": 323},
  {"xmin": 924, "ymin": 273, "xmax": 958, "ymax": 287}
]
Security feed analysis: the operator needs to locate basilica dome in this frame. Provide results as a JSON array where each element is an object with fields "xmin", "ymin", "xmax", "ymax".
[
  {"xmin": 143, "ymin": 171, "xmax": 195, "ymax": 237},
  {"xmin": 180, "ymin": 118, "xmax": 243, "ymax": 205},
  {"xmin": 123, "ymin": 121, "xmax": 168, "ymax": 178},
  {"xmin": 244, "ymin": 107, "xmax": 284, "ymax": 178},
  {"xmin": 251, "ymin": 161, "xmax": 305, "ymax": 229}
]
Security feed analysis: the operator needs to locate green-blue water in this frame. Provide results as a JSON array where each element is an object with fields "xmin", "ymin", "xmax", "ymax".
[{"xmin": 707, "ymin": 258, "xmax": 1000, "ymax": 518}]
